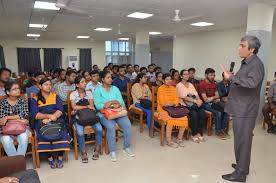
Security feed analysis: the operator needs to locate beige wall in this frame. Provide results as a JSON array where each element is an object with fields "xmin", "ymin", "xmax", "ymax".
[
  {"xmin": 0, "ymin": 39, "xmax": 105, "ymax": 72},
  {"xmin": 173, "ymin": 25, "xmax": 276, "ymax": 80}
]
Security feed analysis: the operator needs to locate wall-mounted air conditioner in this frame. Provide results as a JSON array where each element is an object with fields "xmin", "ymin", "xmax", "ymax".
[{"xmin": 68, "ymin": 56, "xmax": 78, "ymax": 69}]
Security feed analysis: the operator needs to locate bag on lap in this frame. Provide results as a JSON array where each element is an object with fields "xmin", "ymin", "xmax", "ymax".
[
  {"xmin": 75, "ymin": 98, "xmax": 100, "ymax": 126},
  {"xmin": 163, "ymin": 105, "xmax": 189, "ymax": 118},
  {"xmin": 100, "ymin": 107, "xmax": 128, "ymax": 120},
  {"xmin": 140, "ymin": 99, "xmax": 152, "ymax": 109},
  {"xmin": 39, "ymin": 119, "xmax": 64, "ymax": 141},
  {"xmin": 2, "ymin": 121, "xmax": 27, "ymax": 136}
]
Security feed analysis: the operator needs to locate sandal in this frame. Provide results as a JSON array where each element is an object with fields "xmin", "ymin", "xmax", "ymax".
[
  {"xmin": 167, "ymin": 141, "xmax": 179, "ymax": 148},
  {"xmin": 57, "ymin": 159, "xmax": 64, "ymax": 169},
  {"xmin": 177, "ymin": 140, "xmax": 186, "ymax": 147},
  {"xmin": 192, "ymin": 136, "xmax": 200, "ymax": 143},
  {"xmin": 81, "ymin": 151, "xmax": 88, "ymax": 163},
  {"xmin": 198, "ymin": 136, "xmax": 205, "ymax": 142},
  {"xmin": 48, "ymin": 159, "xmax": 56, "ymax": 169}
]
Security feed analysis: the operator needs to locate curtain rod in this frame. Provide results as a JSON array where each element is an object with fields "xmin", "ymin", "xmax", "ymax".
[
  {"xmin": 16, "ymin": 47, "xmax": 64, "ymax": 49},
  {"xmin": 77, "ymin": 48, "xmax": 92, "ymax": 49}
]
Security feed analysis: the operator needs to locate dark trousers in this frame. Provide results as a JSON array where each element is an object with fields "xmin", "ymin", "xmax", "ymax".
[
  {"xmin": 233, "ymin": 117, "xmax": 256, "ymax": 176},
  {"xmin": 262, "ymin": 102, "xmax": 276, "ymax": 127},
  {"xmin": 10, "ymin": 169, "xmax": 41, "ymax": 183},
  {"xmin": 188, "ymin": 106, "xmax": 206, "ymax": 136}
]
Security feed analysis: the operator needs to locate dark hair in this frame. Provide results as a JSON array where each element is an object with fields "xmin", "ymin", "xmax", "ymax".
[
  {"xmin": 147, "ymin": 64, "xmax": 154, "ymax": 69},
  {"xmin": 37, "ymin": 78, "xmax": 51, "ymax": 104},
  {"xmin": 66, "ymin": 67, "xmax": 72, "ymax": 71},
  {"xmin": 140, "ymin": 67, "xmax": 147, "ymax": 72},
  {"xmin": 241, "ymin": 35, "xmax": 261, "ymax": 54},
  {"xmin": 275, "ymin": 71, "xmax": 276, "ymax": 78},
  {"xmin": 171, "ymin": 70, "xmax": 179, "ymax": 78},
  {"xmin": 33, "ymin": 71, "xmax": 45, "ymax": 78},
  {"xmin": 180, "ymin": 69, "xmax": 188, "ymax": 76},
  {"xmin": 188, "ymin": 68, "xmax": 196, "ymax": 72},
  {"xmin": 103, "ymin": 66, "xmax": 109, "ymax": 71},
  {"xmin": 205, "ymin": 68, "xmax": 215, "ymax": 75},
  {"xmin": 82, "ymin": 71, "xmax": 89, "ymax": 77},
  {"xmin": 126, "ymin": 64, "xmax": 132, "ymax": 69},
  {"xmin": 90, "ymin": 70, "xmax": 99, "ymax": 76},
  {"xmin": 118, "ymin": 66, "xmax": 125, "ymax": 70},
  {"xmin": 112, "ymin": 65, "xmax": 119, "ymax": 70},
  {"xmin": 58, "ymin": 69, "xmax": 66, "ymax": 76},
  {"xmin": 108, "ymin": 63, "xmax": 113, "ymax": 67},
  {"xmin": 99, "ymin": 71, "xmax": 111, "ymax": 81},
  {"xmin": 155, "ymin": 71, "xmax": 162, "ymax": 78},
  {"xmin": 75, "ymin": 75, "xmax": 84, "ymax": 85},
  {"xmin": 162, "ymin": 73, "xmax": 171, "ymax": 80},
  {"xmin": 66, "ymin": 70, "xmax": 77, "ymax": 76},
  {"xmin": 92, "ymin": 65, "xmax": 98, "ymax": 69},
  {"xmin": 53, "ymin": 68, "xmax": 60, "ymax": 75},
  {"xmin": 169, "ymin": 68, "xmax": 175, "ymax": 73},
  {"xmin": 0, "ymin": 68, "xmax": 12, "ymax": 76},
  {"xmin": 4, "ymin": 80, "xmax": 19, "ymax": 96},
  {"xmin": 134, "ymin": 64, "xmax": 139, "ymax": 68},
  {"xmin": 134, "ymin": 72, "xmax": 146, "ymax": 84},
  {"xmin": 154, "ymin": 67, "xmax": 162, "ymax": 72}
]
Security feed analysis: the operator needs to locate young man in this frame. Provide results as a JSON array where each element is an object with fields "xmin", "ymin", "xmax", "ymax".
[
  {"xmin": 113, "ymin": 66, "xmax": 130, "ymax": 93},
  {"xmin": 125, "ymin": 64, "xmax": 137, "ymax": 82},
  {"xmin": 53, "ymin": 69, "xmax": 66, "ymax": 92},
  {"xmin": 199, "ymin": 68, "xmax": 229, "ymax": 140},
  {"xmin": 262, "ymin": 82, "xmax": 276, "ymax": 133},
  {"xmin": 111, "ymin": 65, "xmax": 119, "ymax": 79},
  {"xmin": 217, "ymin": 73, "xmax": 230, "ymax": 103},
  {"xmin": 26, "ymin": 71, "xmax": 45, "ymax": 98},
  {"xmin": 92, "ymin": 65, "xmax": 99, "ymax": 72},
  {"xmin": 57, "ymin": 70, "xmax": 77, "ymax": 103},
  {"xmin": 86, "ymin": 70, "xmax": 101, "ymax": 93},
  {"xmin": 146, "ymin": 64, "xmax": 156, "ymax": 83},
  {"xmin": 134, "ymin": 64, "xmax": 140, "ymax": 74},
  {"xmin": 51, "ymin": 68, "xmax": 60, "ymax": 85},
  {"xmin": 188, "ymin": 68, "xmax": 200, "ymax": 85},
  {"xmin": 0, "ymin": 68, "xmax": 11, "ymax": 96}
]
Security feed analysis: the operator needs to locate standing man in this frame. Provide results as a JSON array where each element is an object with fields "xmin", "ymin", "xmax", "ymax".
[{"xmin": 221, "ymin": 35, "xmax": 264, "ymax": 182}]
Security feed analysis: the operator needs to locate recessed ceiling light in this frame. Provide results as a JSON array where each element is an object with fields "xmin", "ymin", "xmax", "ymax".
[
  {"xmin": 94, "ymin": 28, "xmax": 112, "ymax": 32},
  {"xmin": 149, "ymin": 32, "xmax": 162, "ymax": 35},
  {"xmin": 190, "ymin": 22, "xmax": 214, "ymax": 27},
  {"xmin": 29, "ymin": 24, "xmax": 48, "ymax": 28},
  {"xmin": 76, "ymin": 36, "xmax": 90, "ymax": 39},
  {"xmin": 118, "ymin": 38, "xmax": 130, "ymax": 41},
  {"xmin": 127, "ymin": 12, "xmax": 153, "ymax": 19},
  {"xmin": 27, "ymin": 34, "xmax": 40, "ymax": 37},
  {"xmin": 34, "ymin": 1, "xmax": 60, "ymax": 10}
]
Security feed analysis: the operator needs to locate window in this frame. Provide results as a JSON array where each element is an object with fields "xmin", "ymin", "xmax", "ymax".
[{"xmin": 105, "ymin": 41, "xmax": 133, "ymax": 65}]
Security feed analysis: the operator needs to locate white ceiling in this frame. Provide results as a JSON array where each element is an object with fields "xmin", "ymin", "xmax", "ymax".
[{"xmin": 0, "ymin": 0, "xmax": 275, "ymax": 41}]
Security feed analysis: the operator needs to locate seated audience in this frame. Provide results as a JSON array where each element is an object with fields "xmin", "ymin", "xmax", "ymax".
[
  {"xmin": 53, "ymin": 69, "xmax": 66, "ymax": 92},
  {"xmin": 157, "ymin": 73, "xmax": 188, "ymax": 148},
  {"xmin": 217, "ymin": 73, "xmax": 230, "ymax": 104},
  {"xmin": 82, "ymin": 71, "xmax": 91, "ymax": 84},
  {"xmin": 113, "ymin": 66, "xmax": 130, "ymax": 93},
  {"xmin": 103, "ymin": 66, "xmax": 111, "ymax": 73},
  {"xmin": 153, "ymin": 72, "xmax": 163, "ymax": 87},
  {"xmin": 171, "ymin": 70, "xmax": 180, "ymax": 87},
  {"xmin": 188, "ymin": 68, "xmax": 200, "ymax": 85},
  {"xmin": 108, "ymin": 63, "xmax": 113, "ymax": 71},
  {"xmin": 134, "ymin": 64, "xmax": 140, "ymax": 75},
  {"xmin": 26, "ymin": 71, "xmax": 45, "ymax": 98},
  {"xmin": 86, "ymin": 71, "xmax": 101, "ymax": 92},
  {"xmin": 94, "ymin": 71, "xmax": 134, "ymax": 162},
  {"xmin": 56, "ymin": 70, "xmax": 77, "ymax": 103},
  {"xmin": 92, "ymin": 65, "xmax": 99, "ymax": 72},
  {"xmin": 131, "ymin": 73, "xmax": 152, "ymax": 129},
  {"xmin": 30, "ymin": 78, "xmax": 71, "ymax": 169},
  {"xmin": 262, "ymin": 82, "xmax": 276, "ymax": 133},
  {"xmin": 154, "ymin": 66, "xmax": 162, "ymax": 73},
  {"xmin": 169, "ymin": 68, "xmax": 176, "ymax": 75},
  {"xmin": 70, "ymin": 76, "xmax": 102, "ymax": 163},
  {"xmin": 111, "ymin": 65, "xmax": 119, "ymax": 79},
  {"xmin": 199, "ymin": 68, "xmax": 229, "ymax": 140},
  {"xmin": 0, "ymin": 81, "xmax": 29, "ymax": 156},
  {"xmin": 0, "ymin": 68, "xmax": 11, "ymax": 96},
  {"xmin": 51, "ymin": 68, "xmax": 60, "ymax": 85},
  {"xmin": 146, "ymin": 64, "xmax": 156, "ymax": 82},
  {"xmin": 177, "ymin": 70, "xmax": 206, "ymax": 143},
  {"xmin": 125, "ymin": 64, "xmax": 137, "ymax": 82}
]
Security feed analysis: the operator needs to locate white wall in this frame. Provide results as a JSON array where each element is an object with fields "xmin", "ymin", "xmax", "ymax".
[
  {"xmin": 0, "ymin": 39, "xmax": 105, "ymax": 72},
  {"xmin": 173, "ymin": 25, "xmax": 276, "ymax": 80}
]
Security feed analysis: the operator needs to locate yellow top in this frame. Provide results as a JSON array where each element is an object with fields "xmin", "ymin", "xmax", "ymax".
[{"xmin": 131, "ymin": 83, "xmax": 152, "ymax": 103}]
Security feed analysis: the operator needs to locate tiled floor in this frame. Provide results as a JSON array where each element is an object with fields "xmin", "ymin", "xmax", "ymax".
[{"xmin": 31, "ymin": 123, "xmax": 276, "ymax": 183}]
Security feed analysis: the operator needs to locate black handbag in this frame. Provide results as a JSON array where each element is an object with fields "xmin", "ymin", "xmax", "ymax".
[
  {"xmin": 75, "ymin": 98, "xmax": 99, "ymax": 126},
  {"xmin": 40, "ymin": 119, "xmax": 64, "ymax": 141},
  {"xmin": 140, "ymin": 99, "xmax": 152, "ymax": 109},
  {"xmin": 163, "ymin": 105, "xmax": 190, "ymax": 118}
]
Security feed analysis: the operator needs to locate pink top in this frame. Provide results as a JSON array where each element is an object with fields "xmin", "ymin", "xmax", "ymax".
[{"xmin": 176, "ymin": 82, "xmax": 199, "ymax": 106}]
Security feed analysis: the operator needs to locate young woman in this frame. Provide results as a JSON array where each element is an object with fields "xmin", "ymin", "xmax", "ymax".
[
  {"xmin": 157, "ymin": 74, "xmax": 188, "ymax": 148},
  {"xmin": 0, "ymin": 81, "xmax": 29, "ymax": 156},
  {"xmin": 176, "ymin": 69, "xmax": 206, "ymax": 143},
  {"xmin": 153, "ymin": 72, "xmax": 163, "ymax": 87},
  {"xmin": 171, "ymin": 70, "xmax": 180, "ymax": 87},
  {"xmin": 70, "ymin": 76, "xmax": 102, "ymax": 163},
  {"xmin": 93, "ymin": 71, "xmax": 134, "ymax": 162},
  {"xmin": 30, "ymin": 78, "xmax": 71, "ymax": 169},
  {"xmin": 82, "ymin": 71, "xmax": 91, "ymax": 84},
  {"xmin": 131, "ymin": 73, "xmax": 152, "ymax": 130}
]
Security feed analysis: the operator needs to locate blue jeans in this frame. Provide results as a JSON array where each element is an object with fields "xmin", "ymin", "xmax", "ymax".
[
  {"xmin": 134, "ymin": 103, "xmax": 152, "ymax": 129},
  {"xmin": 74, "ymin": 121, "xmax": 103, "ymax": 151},
  {"xmin": 0, "ymin": 128, "xmax": 30, "ymax": 156},
  {"xmin": 100, "ymin": 116, "xmax": 132, "ymax": 153},
  {"xmin": 202, "ymin": 103, "xmax": 229, "ymax": 132}
]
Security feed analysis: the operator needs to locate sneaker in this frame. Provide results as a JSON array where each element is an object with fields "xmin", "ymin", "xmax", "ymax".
[
  {"xmin": 177, "ymin": 140, "xmax": 186, "ymax": 147},
  {"xmin": 123, "ymin": 148, "xmax": 135, "ymax": 157},
  {"xmin": 167, "ymin": 141, "xmax": 179, "ymax": 148},
  {"xmin": 81, "ymin": 151, "xmax": 88, "ymax": 163},
  {"xmin": 191, "ymin": 136, "xmax": 200, "ymax": 143},
  {"xmin": 110, "ymin": 151, "xmax": 117, "ymax": 162},
  {"xmin": 216, "ymin": 131, "xmax": 227, "ymax": 140},
  {"xmin": 198, "ymin": 136, "xmax": 205, "ymax": 142},
  {"xmin": 222, "ymin": 129, "xmax": 231, "ymax": 139},
  {"xmin": 92, "ymin": 145, "xmax": 100, "ymax": 160}
]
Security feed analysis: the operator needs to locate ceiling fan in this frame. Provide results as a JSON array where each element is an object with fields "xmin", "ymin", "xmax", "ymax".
[
  {"xmin": 172, "ymin": 9, "xmax": 203, "ymax": 22},
  {"xmin": 55, "ymin": 0, "xmax": 92, "ymax": 17}
]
